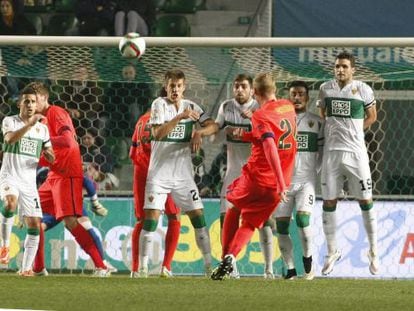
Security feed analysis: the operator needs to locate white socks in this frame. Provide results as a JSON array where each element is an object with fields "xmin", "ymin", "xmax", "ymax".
[
  {"xmin": 1, "ymin": 215, "xmax": 14, "ymax": 247},
  {"xmin": 259, "ymin": 226, "xmax": 274, "ymax": 273},
  {"xmin": 138, "ymin": 229, "xmax": 153, "ymax": 270},
  {"xmin": 322, "ymin": 211, "xmax": 337, "ymax": 255},
  {"xmin": 277, "ymin": 234, "xmax": 295, "ymax": 269},
  {"xmin": 21, "ymin": 234, "xmax": 39, "ymax": 272},
  {"xmin": 362, "ymin": 208, "xmax": 378, "ymax": 254},
  {"xmin": 194, "ymin": 227, "xmax": 212, "ymax": 267}
]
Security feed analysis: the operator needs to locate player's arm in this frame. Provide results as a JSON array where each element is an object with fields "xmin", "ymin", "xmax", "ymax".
[
  {"xmin": 129, "ymin": 124, "xmax": 139, "ymax": 162},
  {"xmin": 191, "ymin": 119, "xmax": 218, "ymax": 152},
  {"xmin": 364, "ymin": 102, "xmax": 377, "ymax": 129},
  {"xmin": 152, "ymin": 107, "xmax": 199, "ymax": 140},
  {"xmin": 42, "ymin": 146, "xmax": 55, "ymax": 164},
  {"xmin": 3, "ymin": 114, "xmax": 43, "ymax": 144},
  {"xmin": 262, "ymin": 135, "xmax": 288, "ymax": 201},
  {"xmin": 50, "ymin": 128, "xmax": 77, "ymax": 148}
]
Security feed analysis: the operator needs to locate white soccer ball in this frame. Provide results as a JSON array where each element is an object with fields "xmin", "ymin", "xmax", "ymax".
[{"xmin": 119, "ymin": 32, "xmax": 146, "ymax": 59}]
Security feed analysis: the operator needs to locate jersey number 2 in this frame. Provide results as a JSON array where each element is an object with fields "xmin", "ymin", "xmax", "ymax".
[{"xmin": 278, "ymin": 119, "xmax": 293, "ymax": 150}]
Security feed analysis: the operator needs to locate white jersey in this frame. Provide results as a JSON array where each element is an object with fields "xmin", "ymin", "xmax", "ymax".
[
  {"xmin": 0, "ymin": 115, "xmax": 51, "ymax": 187},
  {"xmin": 292, "ymin": 111, "xmax": 324, "ymax": 184},
  {"xmin": 215, "ymin": 98, "xmax": 258, "ymax": 177},
  {"xmin": 148, "ymin": 97, "xmax": 210, "ymax": 183},
  {"xmin": 318, "ymin": 79, "xmax": 375, "ymax": 153}
]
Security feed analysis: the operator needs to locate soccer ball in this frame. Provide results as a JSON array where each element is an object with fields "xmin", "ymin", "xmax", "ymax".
[{"xmin": 119, "ymin": 32, "xmax": 146, "ymax": 59}]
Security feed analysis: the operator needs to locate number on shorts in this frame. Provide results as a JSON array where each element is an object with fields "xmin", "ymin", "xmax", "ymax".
[
  {"xmin": 359, "ymin": 178, "xmax": 372, "ymax": 191},
  {"xmin": 190, "ymin": 189, "xmax": 199, "ymax": 201},
  {"xmin": 34, "ymin": 198, "xmax": 40, "ymax": 209},
  {"xmin": 308, "ymin": 194, "xmax": 314, "ymax": 206},
  {"xmin": 278, "ymin": 119, "xmax": 293, "ymax": 150}
]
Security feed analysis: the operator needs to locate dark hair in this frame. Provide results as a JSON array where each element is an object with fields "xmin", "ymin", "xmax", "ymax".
[
  {"xmin": 288, "ymin": 80, "xmax": 309, "ymax": 95},
  {"xmin": 20, "ymin": 85, "xmax": 37, "ymax": 97},
  {"xmin": 234, "ymin": 74, "xmax": 253, "ymax": 87},
  {"xmin": 164, "ymin": 69, "xmax": 186, "ymax": 83},
  {"xmin": 336, "ymin": 51, "xmax": 355, "ymax": 67}
]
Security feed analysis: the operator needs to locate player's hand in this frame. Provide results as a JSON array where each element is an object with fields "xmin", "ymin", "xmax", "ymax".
[
  {"xmin": 225, "ymin": 126, "xmax": 244, "ymax": 140},
  {"xmin": 241, "ymin": 109, "xmax": 254, "ymax": 119},
  {"xmin": 43, "ymin": 147, "xmax": 55, "ymax": 164},
  {"xmin": 279, "ymin": 190, "xmax": 289, "ymax": 203},
  {"xmin": 191, "ymin": 131, "xmax": 202, "ymax": 153},
  {"xmin": 27, "ymin": 114, "xmax": 44, "ymax": 126},
  {"xmin": 180, "ymin": 107, "xmax": 200, "ymax": 121}
]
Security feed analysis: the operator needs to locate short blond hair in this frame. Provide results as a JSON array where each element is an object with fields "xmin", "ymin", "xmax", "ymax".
[
  {"xmin": 26, "ymin": 81, "xmax": 49, "ymax": 97},
  {"xmin": 253, "ymin": 73, "xmax": 276, "ymax": 97}
]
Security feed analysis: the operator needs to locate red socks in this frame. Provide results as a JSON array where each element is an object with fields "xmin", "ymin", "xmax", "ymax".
[
  {"xmin": 33, "ymin": 226, "xmax": 45, "ymax": 273},
  {"xmin": 221, "ymin": 208, "xmax": 241, "ymax": 258},
  {"xmin": 227, "ymin": 221, "xmax": 256, "ymax": 258},
  {"xmin": 70, "ymin": 223, "xmax": 106, "ymax": 269},
  {"xmin": 163, "ymin": 219, "xmax": 180, "ymax": 270},
  {"xmin": 131, "ymin": 221, "xmax": 143, "ymax": 272}
]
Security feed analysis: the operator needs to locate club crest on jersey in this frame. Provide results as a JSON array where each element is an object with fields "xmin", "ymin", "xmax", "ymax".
[
  {"xmin": 148, "ymin": 195, "xmax": 154, "ymax": 203},
  {"xmin": 331, "ymin": 100, "xmax": 351, "ymax": 117},
  {"xmin": 352, "ymin": 88, "xmax": 358, "ymax": 95},
  {"xmin": 308, "ymin": 120, "xmax": 314, "ymax": 128},
  {"xmin": 4, "ymin": 186, "xmax": 9, "ymax": 191}
]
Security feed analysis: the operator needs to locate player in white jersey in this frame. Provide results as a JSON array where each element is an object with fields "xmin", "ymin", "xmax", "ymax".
[
  {"xmin": 0, "ymin": 86, "xmax": 54, "ymax": 276},
  {"xmin": 193, "ymin": 74, "xmax": 275, "ymax": 279},
  {"xmin": 274, "ymin": 81, "xmax": 324, "ymax": 280},
  {"xmin": 318, "ymin": 51, "xmax": 378, "ymax": 276},
  {"xmin": 138, "ymin": 69, "xmax": 214, "ymax": 277}
]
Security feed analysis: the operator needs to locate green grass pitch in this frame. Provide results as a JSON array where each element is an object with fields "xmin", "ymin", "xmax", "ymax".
[{"xmin": 0, "ymin": 273, "xmax": 413, "ymax": 311}]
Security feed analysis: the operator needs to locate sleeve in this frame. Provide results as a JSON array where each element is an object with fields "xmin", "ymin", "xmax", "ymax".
[
  {"xmin": 129, "ymin": 122, "xmax": 139, "ymax": 163},
  {"xmin": 262, "ymin": 137, "xmax": 286, "ymax": 192},
  {"xmin": 43, "ymin": 126, "xmax": 52, "ymax": 149},
  {"xmin": 150, "ymin": 98, "xmax": 164, "ymax": 125},
  {"xmin": 317, "ymin": 118, "xmax": 325, "ymax": 173},
  {"xmin": 49, "ymin": 108, "xmax": 73, "ymax": 136},
  {"xmin": 83, "ymin": 175, "xmax": 97, "ymax": 197},
  {"xmin": 194, "ymin": 102, "xmax": 211, "ymax": 124},
  {"xmin": 215, "ymin": 102, "xmax": 226, "ymax": 129},
  {"xmin": 361, "ymin": 83, "xmax": 376, "ymax": 108},
  {"xmin": 251, "ymin": 111, "xmax": 274, "ymax": 141},
  {"xmin": 318, "ymin": 84, "xmax": 327, "ymax": 109},
  {"xmin": 2, "ymin": 117, "xmax": 13, "ymax": 135}
]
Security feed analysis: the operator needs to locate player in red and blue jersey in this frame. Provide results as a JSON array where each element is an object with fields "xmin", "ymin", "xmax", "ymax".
[{"xmin": 211, "ymin": 73, "xmax": 297, "ymax": 280}]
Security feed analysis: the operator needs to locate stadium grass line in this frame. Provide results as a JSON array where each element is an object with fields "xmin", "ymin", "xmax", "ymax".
[{"xmin": 0, "ymin": 273, "xmax": 413, "ymax": 311}]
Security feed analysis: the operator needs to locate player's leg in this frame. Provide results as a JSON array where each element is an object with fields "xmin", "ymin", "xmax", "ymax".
[
  {"xmin": 221, "ymin": 205, "xmax": 241, "ymax": 278},
  {"xmin": 296, "ymin": 182, "xmax": 316, "ymax": 280},
  {"xmin": 138, "ymin": 182, "xmax": 167, "ymax": 277},
  {"xmin": 19, "ymin": 190, "xmax": 43, "ymax": 276},
  {"xmin": 321, "ymin": 151, "xmax": 343, "ymax": 275},
  {"xmin": 20, "ymin": 217, "xmax": 40, "ymax": 276},
  {"xmin": 259, "ymin": 219, "xmax": 274, "ymax": 279},
  {"xmin": 175, "ymin": 182, "xmax": 212, "ymax": 275},
  {"xmin": 212, "ymin": 218, "xmax": 255, "ymax": 281},
  {"xmin": 131, "ymin": 165, "xmax": 145, "ymax": 275},
  {"xmin": 346, "ymin": 152, "xmax": 378, "ymax": 274},
  {"xmin": 0, "ymin": 185, "xmax": 19, "ymax": 264},
  {"xmin": 275, "ymin": 190, "xmax": 296, "ymax": 280},
  {"xmin": 161, "ymin": 195, "xmax": 180, "ymax": 277},
  {"xmin": 34, "ymin": 179, "xmax": 57, "ymax": 275},
  {"xmin": 213, "ymin": 183, "xmax": 279, "ymax": 281},
  {"xmin": 54, "ymin": 178, "xmax": 107, "ymax": 273}
]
